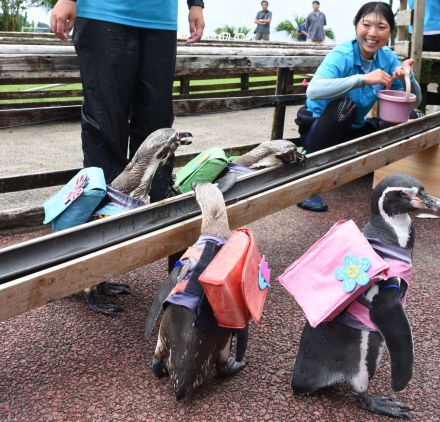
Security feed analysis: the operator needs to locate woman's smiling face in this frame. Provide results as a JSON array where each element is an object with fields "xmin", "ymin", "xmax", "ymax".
[{"xmin": 356, "ymin": 12, "xmax": 391, "ymax": 59}]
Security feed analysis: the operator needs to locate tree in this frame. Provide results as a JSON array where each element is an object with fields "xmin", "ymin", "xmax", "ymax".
[
  {"xmin": 276, "ymin": 15, "xmax": 335, "ymax": 41},
  {"xmin": 276, "ymin": 15, "xmax": 305, "ymax": 40},
  {"xmin": 324, "ymin": 28, "xmax": 335, "ymax": 41},
  {"xmin": 214, "ymin": 25, "xmax": 251, "ymax": 37},
  {"xmin": 1, "ymin": 0, "xmax": 55, "ymax": 32}
]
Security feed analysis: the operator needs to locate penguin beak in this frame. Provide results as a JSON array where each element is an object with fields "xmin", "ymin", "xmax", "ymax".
[
  {"xmin": 177, "ymin": 132, "xmax": 193, "ymax": 145},
  {"xmin": 159, "ymin": 132, "xmax": 193, "ymax": 165},
  {"xmin": 275, "ymin": 149, "xmax": 306, "ymax": 164},
  {"xmin": 413, "ymin": 191, "xmax": 440, "ymax": 213}
]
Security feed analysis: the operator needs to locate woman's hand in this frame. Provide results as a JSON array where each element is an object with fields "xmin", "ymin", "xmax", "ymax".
[
  {"xmin": 393, "ymin": 59, "xmax": 414, "ymax": 80},
  {"xmin": 50, "ymin": 0, "xmax": 76, "ymax": 41},
  {"xmin": 363, "ymin": 68, "xmax": 392, "ymax": 88},
  {"xmin": 187, "ymin": 6, "xmax": 205, "ymax": 44}
]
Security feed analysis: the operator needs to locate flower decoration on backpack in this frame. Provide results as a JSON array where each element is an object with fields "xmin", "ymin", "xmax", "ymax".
[{"xmin": 335, "ymin": 254, "xmax": 371, "ymax": 293}]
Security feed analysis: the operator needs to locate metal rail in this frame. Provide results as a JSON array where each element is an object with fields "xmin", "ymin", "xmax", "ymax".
[{"xmin": 1, "ymin": 112, "xmax": 439, "ymax": 284}]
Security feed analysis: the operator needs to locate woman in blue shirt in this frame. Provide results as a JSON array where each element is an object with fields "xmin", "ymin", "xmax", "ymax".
[{"xmin": 296, "ymin": 1, "xmax": 421, "ymax": 212}]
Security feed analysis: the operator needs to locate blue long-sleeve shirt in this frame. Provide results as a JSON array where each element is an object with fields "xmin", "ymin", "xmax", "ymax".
[{"xmin": 306, "ymin": 39, "xmax": 421, "ymax": 128}]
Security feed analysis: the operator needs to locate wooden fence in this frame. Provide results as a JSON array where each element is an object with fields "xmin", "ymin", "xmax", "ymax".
[{"xmin": 0, "ymin": 35, "xmax": 334, "ymax": 134}]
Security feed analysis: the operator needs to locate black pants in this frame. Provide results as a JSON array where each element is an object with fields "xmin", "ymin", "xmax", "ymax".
[
  {"xmin": 73, "ymin": 18, "xmax": 177, "ymax": 183},
  {"xmin": 423, "ymin": 34, "xmax": 440, "ymax": 52},
  {"xmin": 295, "ymin": 98, "xmax": 383, "ymax": 153}
]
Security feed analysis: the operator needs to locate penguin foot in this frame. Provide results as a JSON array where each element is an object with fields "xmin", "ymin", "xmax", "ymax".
[
  {"xmin": 85, "ymin": 292, "xmax": 124, "ymax": 315},
  {"xmin": 358, "ymin": 394, "xmax": 411, "ymax": 419},
  {"xmin": 97, "ymin": 282, "xmax": 130, "ymax": 296},
  {"xmin": 216, "ymin": 356, "xmax": 246, "ymax": 378},
  {"xmin": 152, "ymin": 356, "xmax": 168, "ymax": 378}
]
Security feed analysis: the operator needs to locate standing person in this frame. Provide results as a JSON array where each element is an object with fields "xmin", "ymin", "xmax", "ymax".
[
  {"xmin": 254, "ymin": 1, "xmax": 272, "ymax": 41},
  {"xmin": 305, "ymin": 1, "xmax": 326, "ymax": 44},
  {"xmin": 408, "ymin": 0, "xmax": 440, "ymax": 52},
  {"xmin": 296, "ymin": 22, "xmax": 307, "ymax": 42},
  {"xmin": 295, "ymin": 1, "xmax": 421, "ymax": 212},
  {"xmin": 50, "ymin": 0, "xmax": 205, "ymax": 200}
]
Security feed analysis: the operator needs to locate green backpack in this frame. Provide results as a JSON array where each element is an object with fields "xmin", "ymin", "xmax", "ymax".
[{"xmin": 175, "ymin": 147, "xmax": 229, "ymax": 193}]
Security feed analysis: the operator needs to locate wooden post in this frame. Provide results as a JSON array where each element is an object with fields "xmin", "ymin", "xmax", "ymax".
[
  {"xmin": 271, "ymin": 68, "xmax": 290, "ymax": 140},
  {"xmin": 180, "ymin": 76, "xmax": 190, "ymax": 96},
  {"xmin": 410, "ymin": 0, "xmax": 425, "ymax": 80},
  {"xmin": 394, "ymin": 1, "xmax": 412, "ymax": 57},
  {"xmin": 240, "ymin": 73, "xmax": 250, "ymax": 92},
  {"xmin": 397, "ymin": 0, "xmax": 409, "ymax": 46}
]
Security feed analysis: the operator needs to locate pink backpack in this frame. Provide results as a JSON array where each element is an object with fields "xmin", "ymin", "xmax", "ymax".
[{"xmin": 278, "ymin": 220, "xmax": 390, "ymax": 328}]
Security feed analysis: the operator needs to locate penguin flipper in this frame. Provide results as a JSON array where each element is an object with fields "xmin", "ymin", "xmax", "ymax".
[
  {"xmin": 144, "ymin": 263, "xmax": 188, "ymax": 339},
  {"xmin": 370, "ymin": 279, "xmax": 414, "ymax": 392}
]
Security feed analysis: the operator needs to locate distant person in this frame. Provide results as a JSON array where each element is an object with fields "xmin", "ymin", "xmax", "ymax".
[
  {"xmin": 295, "ymin": 1, "xmax": 421, "ymax": 212},
  {"xmin": 408, "ymin": 0, "xmax": 440, "ymax": 52},
  {"xmin": 254, "ymin": 1, "xmax": 272, "ymax": 41},
  {"xmin": 296, "ymin": 22, "xmax": 307, "ymax": 41},
  {"xmin": 305, "ymin": 0, "xmax": 326, "ymax": 44},
  {"xmin": 50, "ymin": 0, "xmax": 205, "ymax": 200}
]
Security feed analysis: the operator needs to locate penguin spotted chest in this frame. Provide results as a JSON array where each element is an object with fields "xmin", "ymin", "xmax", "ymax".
[{"xmin": 291, "ymin": 173, "xmax": 440, "ymax": 419}]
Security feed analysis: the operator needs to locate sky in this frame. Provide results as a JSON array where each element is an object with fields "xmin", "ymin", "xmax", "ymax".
[{"xmin": 27, "ymin": 1, "xmax": 397, "ymax": 44}]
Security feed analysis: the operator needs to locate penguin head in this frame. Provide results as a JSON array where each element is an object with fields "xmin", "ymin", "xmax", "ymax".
[
  {"xmin": 273, "ymin": 140, "xmax": 306, "ymax": 164},
  {"xmin": 194, "ymin": 183, "xmax": 231, "ymax": 239},
  {"xmin": 372, "ymin": 173, "xmax": 440, "ymax": 218},
  {"xmin": 141, "ymin": 128, "xmax": 192, "ymax": 164}
]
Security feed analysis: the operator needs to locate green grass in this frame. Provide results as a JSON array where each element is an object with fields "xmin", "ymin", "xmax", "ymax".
[{"xmin": 0, "ymin": 83, "xmax": 82, "ymax": 92}]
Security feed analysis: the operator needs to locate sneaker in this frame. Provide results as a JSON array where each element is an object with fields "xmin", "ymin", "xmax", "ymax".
[{"xmin": 297, "ymin": 194, "xmax": 328, "ymax": 212}]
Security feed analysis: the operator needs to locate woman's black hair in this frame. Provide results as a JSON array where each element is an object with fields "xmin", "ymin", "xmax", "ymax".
[{"xmin": 353, "ymin": 1, "xmax": 395, "ymax": 31}]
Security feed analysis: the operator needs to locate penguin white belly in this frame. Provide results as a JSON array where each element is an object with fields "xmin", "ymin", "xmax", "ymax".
[
  {"xmin": 350, "ymin": 329, "xmax": 386, "ymax": 393},
  {"xmin": 350, "ymin": 331, "xmax": 371, "ymax": 393}
]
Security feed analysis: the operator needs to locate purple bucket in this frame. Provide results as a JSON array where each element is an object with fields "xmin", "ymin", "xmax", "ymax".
[{"xmin": 377, "ymin": 90, "xmax": 416, "ymax": 123}]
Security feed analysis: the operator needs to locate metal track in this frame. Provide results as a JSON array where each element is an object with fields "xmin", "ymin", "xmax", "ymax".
[{"xmin": 1, "ymin": 113, "xmax": 439, "ymax": 284}]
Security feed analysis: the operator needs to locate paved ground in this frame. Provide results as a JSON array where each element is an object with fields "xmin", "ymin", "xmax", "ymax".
[{"xmin": 1, "ymin": 175, "xmax": 440, "ymax": 421}]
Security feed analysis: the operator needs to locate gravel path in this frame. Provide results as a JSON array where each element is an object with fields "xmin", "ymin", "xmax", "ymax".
[{"xmin": 1, "ymin": 175, "xmax": 439, "ymax": 422}]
